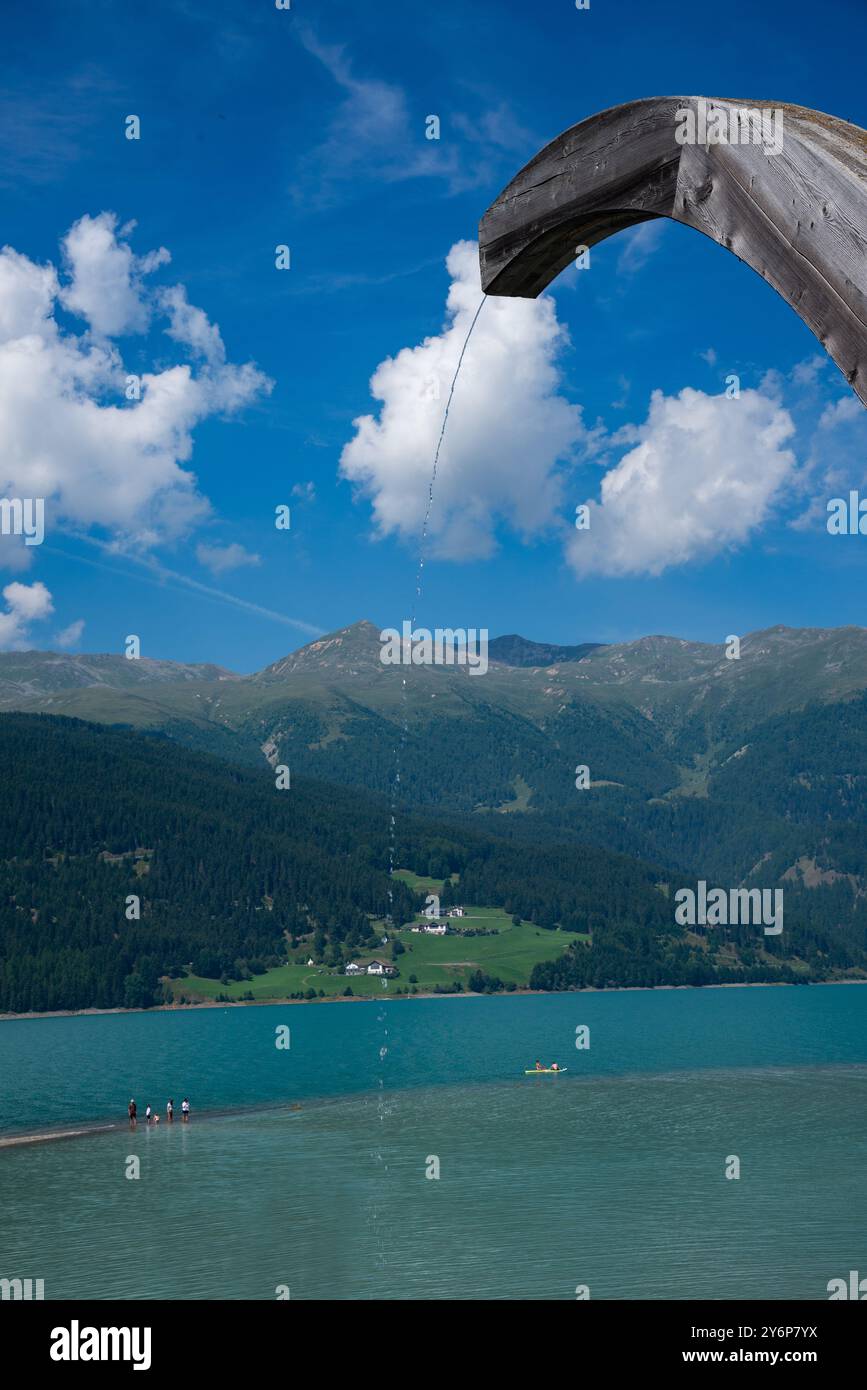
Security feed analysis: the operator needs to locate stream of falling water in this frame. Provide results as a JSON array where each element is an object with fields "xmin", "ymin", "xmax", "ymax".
[{"xmin": 368, "ymin": 295, "xmax": 487, "ymax": 1290}]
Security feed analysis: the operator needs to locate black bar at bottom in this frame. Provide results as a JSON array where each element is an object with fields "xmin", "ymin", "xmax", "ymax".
[{"xmin": 6, "ymin": 1299, "xmax": 863, "ymax": 1372}]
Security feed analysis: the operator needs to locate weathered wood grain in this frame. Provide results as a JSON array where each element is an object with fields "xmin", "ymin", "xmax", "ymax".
[{"xmin": 479, "ymin": 97, "xmax": 867, "ymax": 406}]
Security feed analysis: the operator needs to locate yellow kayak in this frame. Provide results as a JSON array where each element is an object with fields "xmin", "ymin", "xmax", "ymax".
[{"xmin": 524, "ymin": 1068, "xmax": 567, "ymax": 1074}]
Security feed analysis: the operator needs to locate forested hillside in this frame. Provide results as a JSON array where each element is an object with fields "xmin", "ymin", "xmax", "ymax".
[
  {"xmin": 1, "ymin": 711, "xmax": 864, "ymax": 1014},
  {"xmin": 0, "ymin": 714, "xmax": 411, "ymax": 1011},
  {"xmin": 0, "ymin": 713, "xmax": 678, "ymax": 1012},
  {"xmin": 6, "ymin": 621, "xmax": 865, "ymax": 923}
]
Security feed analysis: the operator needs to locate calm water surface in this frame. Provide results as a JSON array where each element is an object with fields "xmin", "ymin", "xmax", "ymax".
[{"xmin": 1, "ymin": 987, "xmax": 865, "ymax": 1299}]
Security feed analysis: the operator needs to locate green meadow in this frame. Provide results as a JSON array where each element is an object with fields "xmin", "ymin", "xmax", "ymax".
[
  {"xmin": 392, "ymin": 869, "xmax": 459, "ymax": 894},
  {"xmin": 177, "ymin": 905, "xmax": 588, "ymax": 1003}
]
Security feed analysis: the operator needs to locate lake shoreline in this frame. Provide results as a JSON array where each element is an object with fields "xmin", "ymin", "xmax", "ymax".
[{"xmin": 2, "ymin": 975, "xmax": 866, "ymax": 1023}]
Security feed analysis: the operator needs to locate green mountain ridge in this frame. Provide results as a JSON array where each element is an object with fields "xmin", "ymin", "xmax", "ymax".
[
  {"xmin": 3, "ymin": 623, "xmax": 867, "ymax": 951},
  {"xmin": 5, "ymin": 621, "xmax": 867, "ymax": 750},
  {"xmin": 0, "ymin": 650, "xmax": 239, "ymax": 697}
]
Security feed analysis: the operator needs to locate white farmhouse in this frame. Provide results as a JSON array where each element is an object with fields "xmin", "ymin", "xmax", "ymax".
[{"xmin": 366, "ymin": 960, "xmax": 397, "ymax": 977}]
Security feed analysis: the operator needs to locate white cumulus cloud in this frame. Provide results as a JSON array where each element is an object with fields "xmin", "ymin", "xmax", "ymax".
[
  {"xmin": 159, "ymin": 284, "xmax": 225, "ymax": 364},
  {"xmin": 0, "ymin": 213, "xmax": 272, "ymax": 567},
  {"xmin": 339, "ymin": 240, "xmax": 588, "ymax": 559},
  {"xmin": 60, "ymin": 212, "xmax": 170, "ymax": 337},
  {"xmin": 0, "ymin": 580, "xmax": 54, "ymax": 649},
  {"xmin": 566, "ymin": 386, "xmax": 798, "ymax": 577}
]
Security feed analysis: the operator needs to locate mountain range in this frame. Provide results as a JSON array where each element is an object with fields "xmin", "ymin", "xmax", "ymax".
[
  {"xmin": 4, "ymin": 619, "xmax": 867, "ymax": 804},
  {"xmin": 2, "ymin": 619, "xmax": 867, "ymax": 1010},
  {"xmin": 6, "ymin": 620, "xmax": 867, "ymax": 749},
  {"xmin": 2, "ymin": 620, "xmax": 867, "ymax": 937}
]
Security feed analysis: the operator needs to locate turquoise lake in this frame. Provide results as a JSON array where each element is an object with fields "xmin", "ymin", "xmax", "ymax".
[{"xmin": 1, "ymin": 986, "xmax": 866, "ymax": 1299}]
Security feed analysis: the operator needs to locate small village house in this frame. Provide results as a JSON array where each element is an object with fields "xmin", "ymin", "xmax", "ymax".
[{"xmin": 366, "ymin": 960, "xmax": 397, "ymax": 977}]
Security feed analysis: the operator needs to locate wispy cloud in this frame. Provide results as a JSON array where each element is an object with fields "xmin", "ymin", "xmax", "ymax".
[
  {"xmin": 55, "ymin": 617, "xmax": 85, "ymax": 649},
  {"xmin": 616, "ymin": 220, "xmax": 665, "ymax": 276},
  {"xmin": 49, "ymin": 538, "xmax": 321, "ymax": 636},
  {"xmin": 0, "ymin": 70, "xmax": 116, "ymax": 188},
  {"xmin": 196, "ymin": 542, "xmax": 262, "ymax": 577},
  {"xmin": 790, "ymin": 378, "xmax": 867, "ymax": 531},
  {"xmin": 293, "ymin": 25, "xmax": 532, "ymax": 208},
  {"xmin": 280, "ymin": 255, "xmax": 442, "ymax": 299}
]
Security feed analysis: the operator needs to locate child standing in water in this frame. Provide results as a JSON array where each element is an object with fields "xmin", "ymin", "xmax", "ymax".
[
  {"xmin": 167, "ymin": 1098, "xmax": 174, "ymax": 1122},
  {"xmin": 128, "ymin": 1099, "xmax": 137, "ymax": 1126},
  {"xmin": 181, "ymin": 1098, "xmax": 190, "ymax": 1122}
]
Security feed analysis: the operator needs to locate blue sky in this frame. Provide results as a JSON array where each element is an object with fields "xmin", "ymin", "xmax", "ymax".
[{"xmin": 1, "ymin": 0, "xmax": 866, "ymax": 671}]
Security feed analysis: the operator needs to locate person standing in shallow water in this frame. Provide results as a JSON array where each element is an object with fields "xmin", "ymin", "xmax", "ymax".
[
  {"xmin": 181, "ymin": 1098, "xmax": 190, "ymax": 1122},
  {"xmin": 128, "ymin": 1099, "xmax": 137, "ymax": 1127},
  {"xmin": 166, "ymin": 1099, "xmax": 174, "ymax": 1122}
]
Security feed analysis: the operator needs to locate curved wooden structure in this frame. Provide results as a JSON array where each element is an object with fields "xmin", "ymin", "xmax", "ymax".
[{"xmin": 479, "ymin": 97, "xmax": 867, "ymax": 405}]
